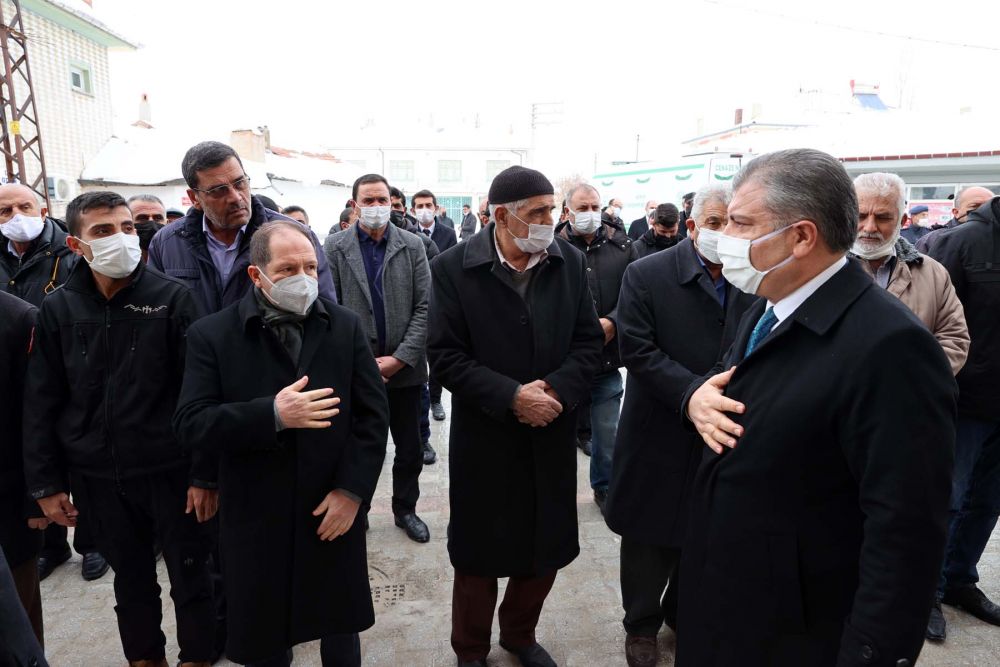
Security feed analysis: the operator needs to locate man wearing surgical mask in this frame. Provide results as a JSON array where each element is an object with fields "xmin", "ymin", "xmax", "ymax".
[
  {"xmin": 607, "ymin": 182, "xmax": 757, "ymax": 667},
  {"xmin": 324, "ymin": 174, "xmax": 432, "ymax": 545},
  {"xmin": 23, "ymin": 191, "xmax": 217, "ymax": 667},
  {"xmin": 679, "ymin": 149, "xmax": 957, "ymax": 667},
  {"xmin": 555, "ymin": 183, "xmax": 634, "ymax": 515}
]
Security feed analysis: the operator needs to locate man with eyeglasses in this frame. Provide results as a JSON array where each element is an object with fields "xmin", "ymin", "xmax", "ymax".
[
  {"xmin": 146, "ymin": 140, "xmax": 336, "ymax": 662},
  {"xmin": 917, "ymin": 186, "xmax": 997, "ymax": 254}
]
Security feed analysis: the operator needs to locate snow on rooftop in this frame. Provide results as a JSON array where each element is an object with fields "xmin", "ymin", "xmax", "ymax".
[{"xmin": 81, "ymin": 125, "xmax": 366, "ymax": 187}]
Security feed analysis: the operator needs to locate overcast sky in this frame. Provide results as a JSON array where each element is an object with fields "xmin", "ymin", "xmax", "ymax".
[{"xmin": 96, "ymin": 0, "xmax": 1000, "ymax": 179}]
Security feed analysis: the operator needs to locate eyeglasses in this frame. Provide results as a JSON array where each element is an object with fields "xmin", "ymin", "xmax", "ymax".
[{"xmin": 191, "ymin": 175, "xmax": 251, "ymax": 200}]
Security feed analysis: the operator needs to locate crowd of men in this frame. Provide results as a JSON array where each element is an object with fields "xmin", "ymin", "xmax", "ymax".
[{"xmin": 1, "ymin": 141, "xmax": 998, "ymax": 667}]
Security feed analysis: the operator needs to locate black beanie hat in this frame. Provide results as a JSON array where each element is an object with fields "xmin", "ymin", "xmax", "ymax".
[{"xmin": 488, "ymin": 165, "xmax": 554, "ymax": 205}]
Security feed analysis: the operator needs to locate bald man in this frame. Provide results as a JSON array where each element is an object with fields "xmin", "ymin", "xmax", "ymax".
[
  {"xmin": 917, "ymin": 186, "xmax": 996, "ymax": 254},
  {"xmin": 0, "ymin": 183, "xmax": 108, "ymax": 583}
]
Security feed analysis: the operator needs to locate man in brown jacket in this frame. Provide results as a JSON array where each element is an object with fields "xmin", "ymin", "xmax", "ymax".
[{"xmin": 851, "ymin": 173, "xmax": 969, "ymax": 375}]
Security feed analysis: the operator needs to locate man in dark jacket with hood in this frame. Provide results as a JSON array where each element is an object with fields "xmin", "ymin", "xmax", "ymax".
[
  {"xmin": 555, "ymin": 183, "xmax": 633, "ymax": 514},
  {"xmin": 632, "ymin": 204, "xmax": 681, "ymax": 260},
  {"xmin": 0, "ymin": 182, "xmax": 105, "ymax": 582},
  {"xmin": 428, "ymin": 166, "xmax": 603, "ymax": 667},
  {"xmin": 24, "ymin": 191, "xmax": 216, "ymax": 667},
  {"xmin": 147, "ymin": 141, "xmax": 336, "ymax": 315},
  {"xmin": 927, "ymin": 194, "xmax": 1000, "ymax": 639}
]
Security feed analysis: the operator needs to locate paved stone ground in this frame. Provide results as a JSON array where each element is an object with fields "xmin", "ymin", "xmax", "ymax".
[{"xmin": 40, "ymin": 391, "xmax": 1000, "ymax": 665}]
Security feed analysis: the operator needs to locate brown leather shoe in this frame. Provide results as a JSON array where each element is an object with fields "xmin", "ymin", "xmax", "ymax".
[
  {"xmin": 128, "ymin": 659, "xmax": 168, "ymax": 667},
  {"xmin": 625, "ymin": 634, "xmax": 657, "ymax": 667},
  {"xmin": 179, "ymin": 662, "xmax": 212, "ymax": 667}
]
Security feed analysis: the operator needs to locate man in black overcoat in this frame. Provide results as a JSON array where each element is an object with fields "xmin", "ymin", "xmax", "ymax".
[
  {"xmin": 173, "ymin": 220, "xmax": 390, "ymax": 667},
  {"xmin": 606, "ymin": 182, "xmax": 757, "ymax": 667},
  {"xmin": 427, "ymin": 166, "xmax": 603, "ymax": 667},
  {"xmin": 680, "ymin": 149, "xmax": 957, "ymax": 667}
]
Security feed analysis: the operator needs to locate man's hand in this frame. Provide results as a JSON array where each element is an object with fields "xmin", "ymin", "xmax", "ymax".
[
  {"xmin": 28, "ymin": 517, "xmax": 51, "ymax": 530},
  {"xmin": 312, "ymin": 490, "xmax": 361, "ymax": 541},
  {"xmin": 37, "ymin": 492, "xmax": 78, "ymax": 528},
  {"xmin": 599, "ymin": 318, "xmax": 616, "ymax": 345},
  {"xmin": 686, "ymin": 367, "xmax": 745, "ymax": 454},
  {"xmin": 375, "ymin": 356, "xmax": 406, "ymax": 383},
  {"xmin": 514, "ymin": 380, "xmax": 563, "ymax": 427},
  {"xmin": 186, "ymin": 487, "xmax": 219, "ymax": 523},
  {"xmin": 276, "ymin": 375, "xmax": 340, "ymax": 428}
]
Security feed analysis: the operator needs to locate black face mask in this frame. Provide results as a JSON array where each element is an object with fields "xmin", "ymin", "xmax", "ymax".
[
  {"xmin": 654, "ymin": 233, "xmax": 679, "ymax": 249},
  {"xmin": 389, "ymin": 210, "xmax": 406, "ymax": 228},
  {"xmin": 134, "ymin": 221, "xmax": 164, "ymax": 249}
]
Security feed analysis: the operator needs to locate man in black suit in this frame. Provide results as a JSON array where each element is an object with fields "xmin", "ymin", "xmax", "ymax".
[
  {"xmin": 680, "ymin": 149, "xmax": 956, "ymax": 667},
  {"xmin": 626, "ymin": 200, "xmax": 658, "ymax": 241},
  {"xmin": 412, "ymin": 190, "xmax": 457, "ymax": 425},
  {"xmin": 606, "ymin": 182, "xmax": 757, "ymax": 667}
]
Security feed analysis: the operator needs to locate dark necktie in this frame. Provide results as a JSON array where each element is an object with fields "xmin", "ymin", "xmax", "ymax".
[
  {"xmin": 744, "ymin": 307, "xmax": 778, "ymax": 358},
  {"xmin": 422, "ymin": 229, "xmax": 431, "ymax": 237}
]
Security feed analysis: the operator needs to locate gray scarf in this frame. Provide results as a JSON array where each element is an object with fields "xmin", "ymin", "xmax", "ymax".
[{"xmin": 254, "ymin": 286, "xmax": 309, "ymax": 365}]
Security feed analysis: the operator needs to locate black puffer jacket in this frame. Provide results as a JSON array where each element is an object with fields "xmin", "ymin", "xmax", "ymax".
[
  {"xmin": 0, "ymin": 217, "xmax": 79, "ymax": 307},
  {"xmin": 555, "ymin": 218, "xmax": 633, "ymax": 371},
  {"xmin": 929, "ymin": 197, "xmax": 1000, "ymax": 419},
  {"xmin": 23, "ymin": 261, "xmax": 208, "ymax": 499}
]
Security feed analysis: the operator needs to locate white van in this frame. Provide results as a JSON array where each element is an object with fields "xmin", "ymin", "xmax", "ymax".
[{"xmin": 588, "ymin": 152, "xmax": 753, "ymax": 223}]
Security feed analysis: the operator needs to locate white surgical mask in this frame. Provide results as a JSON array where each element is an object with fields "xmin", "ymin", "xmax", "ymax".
[
  {"xmin": 0, "ymin": 213, "xmax": 44, "ymax": 243},
  {"xmin": 569, "ymin": 210, "xmax": 601, "ymax": 235},
  {"xmin": 852, "ymin": 225, "xmax": 900, "ymax": 261},
  {"xmin": 716, "ymin": 225, "xmax": 797, "ymax": 295},
  {"xmin": 256, "ymin": 269, "xmax": 319, "ymax": 315},
  {"xmin": 358, "ymin": 205, "xmax": 390, "ymax": 230},
  {"xmin": 695, "ymin": 226, "xmax": 722, "ymax": 264},
  {"xmin": 78, "ymin": 233, "xmax": 141, "ymax": 279},
  {"xmin": 415, "ymin": 209, "xmax": 435, "ymax": 225},
  {"xmin": 506, "ymin": 211, "xmax": 554, "ymax": 254},
  {"xmin": 608, "ymin": 206, "xmax": 618, "ymax": 218}
]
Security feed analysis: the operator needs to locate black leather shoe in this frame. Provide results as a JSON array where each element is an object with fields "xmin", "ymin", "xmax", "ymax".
[
  {"xmin": 423, "ymin": 441, "xmax": 438, "ymax": 465},
  {"xmin": 593, "ymin": 489, "xmax": 608, "ymax": 516},
  {"xmin": 38, "ymin": 547, "xmax": 71, "ymax": 581},
  {"xmin": 394, "ymin": 513, "xmax": 430, "ymax": 543},
  {"xmin": 625, "ymin": 634, "xmax": 657, "ymax": 667},
  {"xmin": 499, "ymin": 637, "xmax": 557, "ymax": 667},
  {"xmin": 577, "ymin": 439, "xmax": 592, "ymax": 457},
  {"xmin": 942, "ymin": 585, "xmax": 1000, "ymax": 626},
  {"xmin": 926, "ymin": 601, "xmax": 946, "ymax": 642},
  {"xmin": 456, "ymin": 659, "xmax": 488, "ymax": 667},
  {"xmin": 82, "ymin": 551, "xmax": 110, "ymax": 581},
  {"xmin": 432, "ymin": 402, "xmax": 446, "ymax": 421}
]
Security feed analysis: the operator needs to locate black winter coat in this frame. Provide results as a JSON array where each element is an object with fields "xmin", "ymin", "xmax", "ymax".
[
  {"xmin": 605, "ymin": 239, "xmax": 757, "ymax": 547},
  {"xmin": 677, "ymin": 259, "xmax": 956, "ymax": 667},
  {"xmin": 23, "ymin": 262, "xmax": 208, "ymax": 499},
  {"xmin": 0, "ymin": 217, "xmax": 78, "ymax": 307},
  {"xmin": 929, "ymin": 197, "xmax": 1000, "ymax": 419},
  {"xmin": 427, "ymin": 225, "xmax": 603, "ymax": 577},
  {"xmin": 556, "ymin": 218, "xmax": 633, "ymax": 371},
  {"xmin": 173, "ymin": 292, "xmax": 389, "ymax": 664},
  {"xmin": 0, "ymin": 293, "xmax": 43, "ymax": 569},
  {"xmin": 427, "ymin": 220, "xmax": 458, "ymax": 253},
  {"xmin": 627, "ymin": 216, "xmax": 649, "ymax": 241},
  {"xmin": 631, "ymin": 227, "xmax": 680, "ymax": 260}
]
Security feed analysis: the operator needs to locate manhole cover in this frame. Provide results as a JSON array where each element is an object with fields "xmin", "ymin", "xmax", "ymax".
[{"xmin": 369, "ymin": 565, "xmax": 405, "ymax": 607}]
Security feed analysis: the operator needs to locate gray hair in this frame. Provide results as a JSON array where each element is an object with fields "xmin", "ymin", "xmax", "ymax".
[
  {"xmin": 853, "ymin": 173, "xmax": 906, "ymax": 220},
  {"xmin": 489, "ymin": 199, "xmax": 529, "ymax": 220},
  {"xmin": 181, "ymin": 141, "xmax": 244, "ymax": 189},
  {"xmin": 565, "ymin": 183, "xmax": 600, "ymax": 209},
  {"xmin": 733, "ymin": 149, "xmax": 858, "ymax": 253},
  {"xmin": 691, "ymin": 183, "xmax": 733, "ymax": 223},
  {"xmin": 126, "ymin": 193, "xmax": 165, "ymax": 208},
  {"xmin": 249, "ymin": 220, "xmax": 314, "ymax": 269}
]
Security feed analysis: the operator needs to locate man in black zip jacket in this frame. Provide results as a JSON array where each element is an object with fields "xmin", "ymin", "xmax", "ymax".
[
  {"xmin": 0, "ymin": 183, "xmax": 106, "ymax": 582},
  {"xmin": 23, "ymin": 191, "xmax": 216, "ymax": 667}
]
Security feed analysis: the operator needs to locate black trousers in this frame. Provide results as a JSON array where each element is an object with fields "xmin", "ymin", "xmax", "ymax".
[
  {"xmin": 81, "ymin": 469, "xmax": 216, "ymax": 663},
  {"xmin": 246, "ymin": 634, "xmax": 361, "ymax": 667},
  {"xmin": 387, "ymin": 385, "xmax": 423, "ymax": 516},
  {"xmin": 41, "ymin": 475, "xmax": 97, "ymax": 557},
  {"xmin": 428, "ymin": 372, "xmax": 443, "ymax": 405},
  {"xmin": 620, "ymin": 536, "xmax": 681, "ymax": 637}
]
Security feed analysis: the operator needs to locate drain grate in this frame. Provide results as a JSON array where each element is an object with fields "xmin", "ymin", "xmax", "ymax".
[{"xmin": 369, "ymin": 565, "xmax": 406, "ymax": 607}]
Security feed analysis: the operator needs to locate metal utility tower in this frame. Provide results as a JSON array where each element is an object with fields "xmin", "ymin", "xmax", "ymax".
[{"xmin": 0, "ymin": 0, "xmax": 51, "ymax": 210}]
